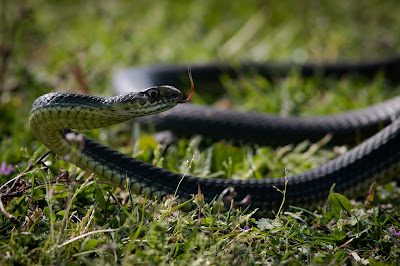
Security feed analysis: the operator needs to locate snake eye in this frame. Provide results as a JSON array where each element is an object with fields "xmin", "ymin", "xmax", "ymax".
[{"xmin": 147, "ymin": 89, "xmax": 159, "ymax": 98}]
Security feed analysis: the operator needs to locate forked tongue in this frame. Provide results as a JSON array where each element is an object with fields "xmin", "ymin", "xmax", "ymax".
[{"xmin": 179, "ymin": 67, "xmax": 194, "ymax": 103}]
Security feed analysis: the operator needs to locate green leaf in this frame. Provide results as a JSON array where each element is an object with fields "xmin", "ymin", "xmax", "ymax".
[
  {"xmin": 51, "ymin": 191, "xmax": 70, "ymax": 199},
  {"xmin": 254, "ymin": 218, "xmax": 283, "ymax": 231},
  {"xmin": 201, "ymin": 217, "xmax": 213, "ymax": 226},
  {"xmin": 56, "ymin": 210, "xmax": 66, "ymax": 220},
  {"xmin": 32, "ymin": 188, "xmax": 45, "ymax": 201},
  {"xmin": 94, "ymin": 186, "xmax": 107, "ymax": 210},
  {"xmin": 43, "ymin": 207, "xmax": 56, "ymax": 222},
  {"xmin": 330, "ymin": 193, "xmax": 353, "ymax": 219},
  {"xmin": 82, "ymin": 238, "xmax": 101, "ymax": 251},
  {"xmin": 330, "ymin": 229, "xmax": 347, "ymax": 241}
]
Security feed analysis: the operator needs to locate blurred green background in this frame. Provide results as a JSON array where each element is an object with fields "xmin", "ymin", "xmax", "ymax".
[{"xmin": 4, "ymin": 0, "xmax": 400, "ymax": 76}]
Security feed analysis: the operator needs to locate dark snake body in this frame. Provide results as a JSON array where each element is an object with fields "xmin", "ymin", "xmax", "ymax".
[
  {"xmin": 31, "ymin": 56, "xmax": 400, "ymax": 217},
  {"xmin": 112, "ymin": 56, "xmax": 400, "ymax": 215}
]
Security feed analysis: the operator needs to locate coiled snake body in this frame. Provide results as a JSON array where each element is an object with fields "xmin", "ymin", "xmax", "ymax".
[{"xmin": 30, "ymin": 56, "xmax": 400, "ymax": 216}]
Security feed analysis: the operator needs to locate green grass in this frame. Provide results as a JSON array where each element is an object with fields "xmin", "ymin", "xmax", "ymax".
[{"xmin": 1, "ymin": 0, "xmax": 400, "ymax": 264}]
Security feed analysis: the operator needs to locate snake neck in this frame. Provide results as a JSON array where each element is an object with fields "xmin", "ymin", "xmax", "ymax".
[
  {"xmin": 29, "ymin": 91, "xmax": 180, "ymax": 156},
  {"xmin": 29, "ymin": 89, "xmax": 188, "ymax": 201}
]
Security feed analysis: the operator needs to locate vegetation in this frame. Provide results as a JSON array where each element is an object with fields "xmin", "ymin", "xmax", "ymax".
[{"xmin": 1, "ymin": 0, "xmax": 400, "ymax": 264}]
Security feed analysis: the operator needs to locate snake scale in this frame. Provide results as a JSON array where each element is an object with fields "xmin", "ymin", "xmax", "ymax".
[{"xmin": 30, "ymin": 55, "xmax": 400, "ymax": 216}]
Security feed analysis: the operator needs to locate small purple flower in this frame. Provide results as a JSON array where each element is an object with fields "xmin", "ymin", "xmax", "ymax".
[
  {"xmin": 388, "ymin": 226, "xmax": 400, "ymax": 237},
  {"xmin": 0, "ymin": 162, "xmax": 13, "ymax": 175},
  {"xmin": 243, "ymin": 226, "xmax": 249, "ymax": 231}
]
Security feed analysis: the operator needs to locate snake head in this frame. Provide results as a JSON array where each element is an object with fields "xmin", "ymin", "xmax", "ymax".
[
  {"xmin": 113, "ymin": 85, "xmax": 184, "ymax": 117},
  {"xmin": 140, "ymin": 85, "xmax": 183, "ymax": 104}
]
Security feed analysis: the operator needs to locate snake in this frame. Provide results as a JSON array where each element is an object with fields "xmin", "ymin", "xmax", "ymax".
[{"xmin": 30, "ymin": 55, "xmax": 400, "ymax": 217}]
